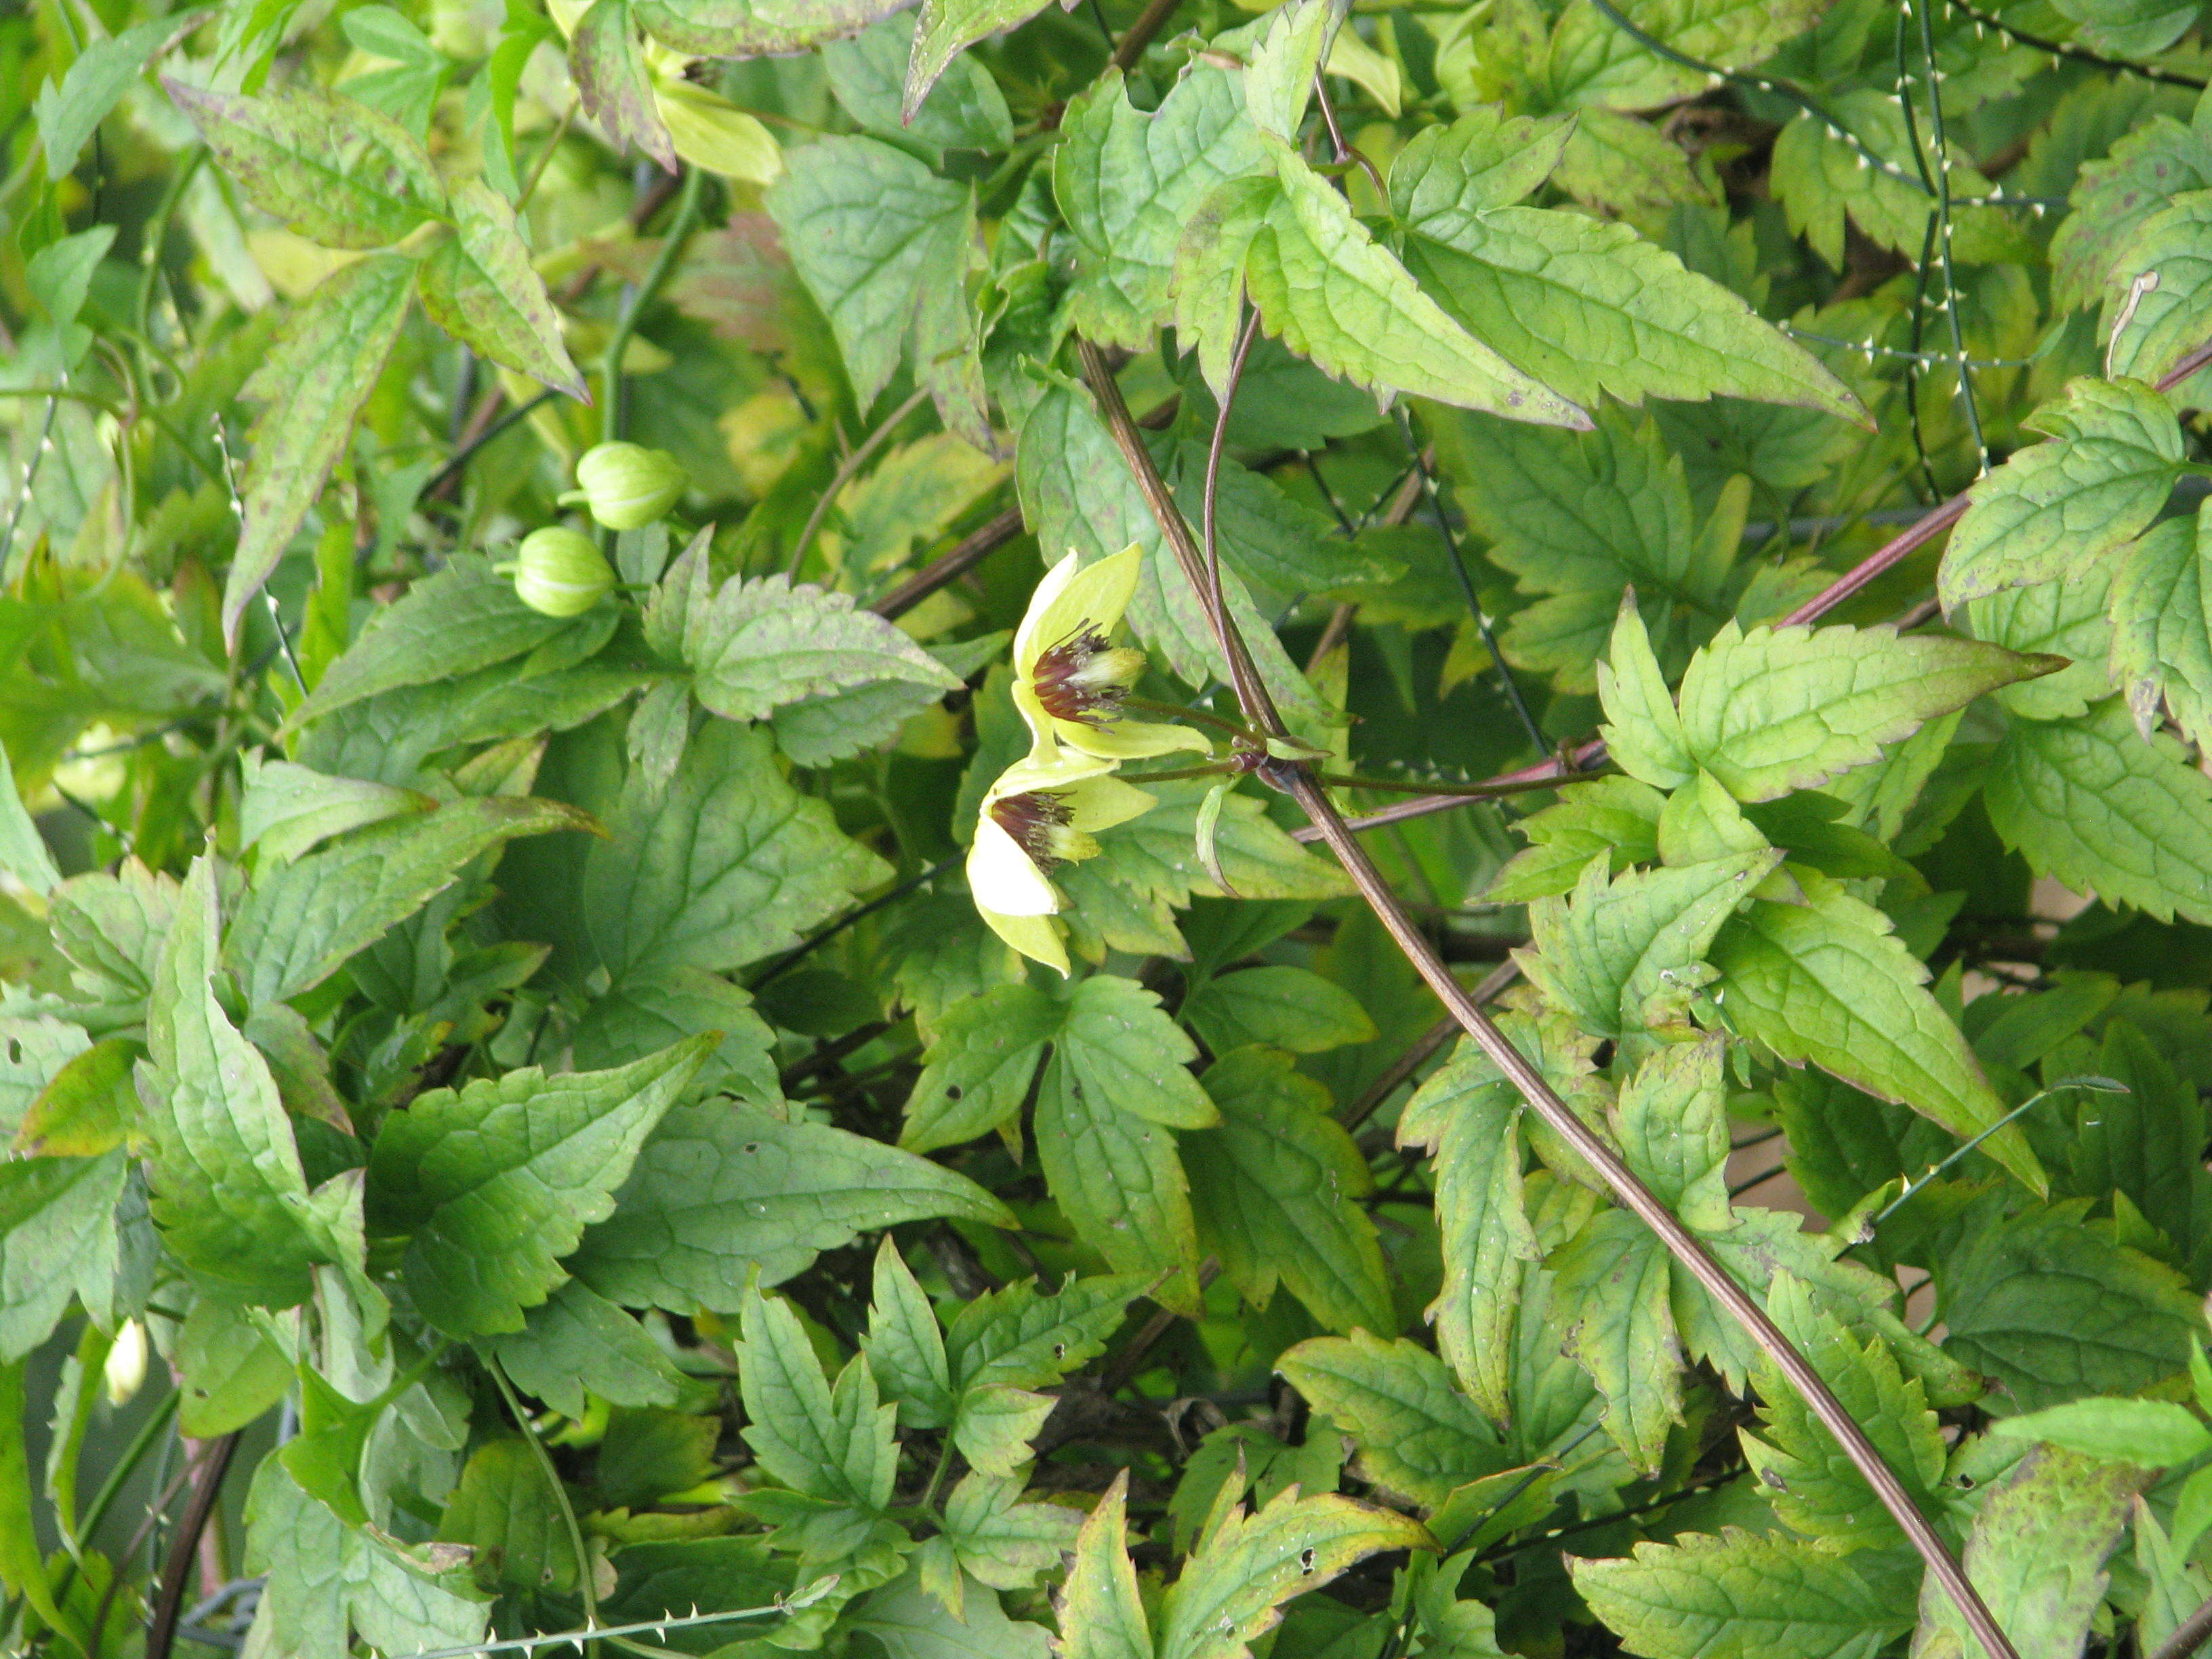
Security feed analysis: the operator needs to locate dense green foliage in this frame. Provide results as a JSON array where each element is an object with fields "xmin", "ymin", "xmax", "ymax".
[{"xmin": 5, "ymin": 0, "xmax": 2212, "ymax": 1652}]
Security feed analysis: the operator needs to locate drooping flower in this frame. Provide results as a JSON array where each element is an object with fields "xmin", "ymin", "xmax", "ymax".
[
  {"xmin": 1012, "ymin": 545, "xmax": 1209, "ymax": 762},
  {"xmin": 968, "ymin": 752, "xmax": 1154, "ymax": 975}
]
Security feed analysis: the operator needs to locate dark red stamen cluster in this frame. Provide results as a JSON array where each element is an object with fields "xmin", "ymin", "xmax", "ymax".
[
  {"xmin": 987, "ymin": 790, "xmax": 1073, "ymax": 867},
  {"xmin": 1031, "ymin": 628, "xmax": 1128, "ymax": 726}
]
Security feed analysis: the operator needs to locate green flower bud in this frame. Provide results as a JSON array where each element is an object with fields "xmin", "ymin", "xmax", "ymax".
[
  {"xmin": 512, "ymin": 527, "xmax": 616, "ymax": 617},
  {"xmin": 560, "ymin": 441, "xmax": 689, "ymax": 530}
]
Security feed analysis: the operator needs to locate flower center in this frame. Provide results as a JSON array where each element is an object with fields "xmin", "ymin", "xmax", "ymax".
[
  {"xmin": 988, "ymin": 790, "xmax": 1078, "ymax": 867},
  {"xmin": 1031, "ymin": 628, "xmax": 1145, "ymax": 725}
]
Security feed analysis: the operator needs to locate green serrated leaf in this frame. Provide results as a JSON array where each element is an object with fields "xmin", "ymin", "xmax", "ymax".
[
  {"xmin": 1156, "ymin": 1485, "xmax": 1430, "ymax": 1659},
  {"xmin": 2110, "ymin": 504, "xmax": 2212, "ymax": 747},
  {"xmin": 1711, "ymin": 872, "xmax": 2042, "ymax": 1192},
  {"xmin": 488, "ymin": 1279, "xmax": 684, "ymax": 1418},
  {"xmin": 1572, "ymin": 1530, "xmax": 1919, "ymax": 1659},
  {"xmin": 1941, "ymin": 377, "xmax": 2184, "ymax": 609},
  {"xmin": 1991, "ymin": 1397, "xmax": 2212, "ymax": 1466},
  {"xmin": 0, "ymin": 1151, "xmax": 124, "ymax": 1361},
  {"xmin": 1985, "ymin": 699, "xmax": 2212, "ymax": 926},
  {"xmin": 680, "ymin": 573, "xmax": 959, "ymax": 722},
  {"xmin": 943, "ymin": 1273, "xmax": 1145, "ymax": 1391},
  {"xmin": 1277, "ymin": 1332, "xmax": 1510, "ymax": 1509},
  {"xmin": 1550, "ymin": 1208, "xmax": 1681, "ymax": 1473},
  {"xmin": 570, "ymin": 0, "xmax": 676, "ymax": 170},
  {"xmin": 228, "ymin": 794, "xmax": 590, "ymax": 1004},
  {"xmin": 418, "ymin": 180, "xmax": 586, "ymax": 398},
  {"xmin": 1186, "ymin": 1046, "xmax": 1391, "ymax": 1336},
  {"xmin": 164, "ymin": 79, "xmax": 444, "ymax": 249},
  {"xmin": 573, "ymin": 1099, "xmax": 1013, "ymax": 1313},
  {"xmin": 901, "ymin": 983, "xmax": 1060, "ymax": 1153},
  {"xmin": 739, "ymin": 1283, "xmax": 896, "ymax": 1507},
  {"xmin": 863, "ymin": 1237, "xmax": 954, "ymax": 1427},
  {"xmin": 2052, "ymin": 115, "xmax": 2212, "ymax": 313},
  {"xmin": 635, "ymin": 0, "xmax": 905, "ymax": 54},
  {"xmin": 239, "ymin": 754, "xmax": 430, "ymax": 864},
  {"xmin": 365, "ymin": 1036, "xmax": 709, "ymax": 1335},
  {"xmin": 1183, "ymin": 966, "xmax": 1376, "ymax": 1057},
  {"xmin": 224, "ymin": 253, "xmax": 415, "ymax": 640},
  {"xmin": 1059, "ymin": 1475, "xmax": 1150, "ymax": 1659}
]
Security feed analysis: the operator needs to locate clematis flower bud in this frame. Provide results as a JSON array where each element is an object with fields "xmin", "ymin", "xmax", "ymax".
[
  {"xmin": 104, "ymin": 1319, "xmax": 146, "ymax": 1406},
  {"xmin": 510, "ymin": 527, "xmax": 616, "ymax": 617},
  {"xmin": 560, "ymin": 441, "xmax": 689, "ymax": 530}
]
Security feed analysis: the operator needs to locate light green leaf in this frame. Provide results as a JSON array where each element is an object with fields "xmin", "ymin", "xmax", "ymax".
[
  {"xmin": 680, "ymin": 573, "xmax": 958, "ymax": 723},
  {"xmin": 1617, "ymin": 0, "xmax": 1826, "ymax": 69},
  {"xmin": 765, "ymin": 135, "xmax": 975, "ymax": 408},
  {"xmin": 943, "ymin": 1273, "xmax": 1146, "ymax": 1391},
  {"xmin": 2107, "ymin": 190, "xmax": 2212, "ymax": 398},
  {"xmin": 1550, "ymin": 1208, "xmax": 1681, "ymax": 1473},
  {"xmin": 488, "ymin": 1279, "xmax": 684, "ymax": 1418},
  {"xmin": 1395, "ymin": 1048, "xmax": 1538, "ymax": 1422},
  {"xmin": 1573, "ymin": 1530, "xmax": 1920, "ymax": 1659},
  {"xmin": 1597, "ymin": 596, "xmax": 1694, "ymax": 790},
  {"xmin": 1204, "ymin": 141, "xmax": 1589, "ymax": 425},
  {"xmin": 1940, "ymin": 377, "xmax": 2184, "ymax": 609},
  {"xmin": 1400, "ymin": 197, "xmax": 1860, "ymax": 417},
  {"xmin": 1186, "ymin": 1047, "xmax": 1393, "ymax": 1337},
  {"xmin": 825, "ymin": 12, "xmax": 1010, "ymax": 153},
  {"xmin": 1523, "ymin": 848, "xmax": 1779, "ymax": 1042},
  {"xmin": 1963, "ymin": 563, "xmax": 2116, "ymax": 724},
  {"xmin": 228, "ymin": 794, "xmax": 591, "ymax": 1004},
  {"xmin": 2053, "ymin": 115, "xmax": 2212, "ymax": 313},
  {"xmin": 1912, "ymin": 1446, "xmax": 2144, "ymax": 1659},
  {"xmin": 1985, "ymin": 699, "xmax": 2212, "ymax": 926},
  {"xmin": 2110, "ymin": 506, "xmax": 2212, "ymax": 747},
  {"xmin": 739, "ymin": 1284, "xmax": 897, "ymax": 1507},
  {"xmin": 1059, "ymin": 1475, "xmax": 1150, "ymax": 1659},
  {"xmin": 0, "ymin": 742, "xmax": 59, "ymax": 898},
  {"xmin": 1937, "ymin": 1197, "xmax": 2199, "ymax": 1412},
  {"xmin": 289, "ymin": 556, "xmax": 579, "ymax": 728},
  {"xmin": 569, "ymin": 0, "xmax": 675, "ymax": 170},
  {"xmin": 39, "ymin": 16, "xmax": 192, "ymax": 182},
  {"xmin": 937, "ymin": 1473, "xmax": 1082, "ymax": 1591},
  {"xmin": 583, "ymin": 720, "xmax": 890, "ymax": 984},
  {"xmin": 144, "ymin": 860, "xmax": 341, "ymax": 1307},
  {"xmin": 848, "ymin": 1567, "xmax": 1051, "ymax": 1659},
  {"xmin": 863, "ymin": 1236, "xmax": 954, "ymax": 1428},
  {"xmin": 950, "ymin": 1381, "xmax": 1057, "ymax": 1477},
  {"xmin": 1738, "ymin": 1274, "xmax": 1945, "ymax": 1549},
  {"xmin": 1183, "ymin": 966, "xmax": 1376, "ymax": 1057},
  {"xmin": 1711, "ymin": 872, "xmax": 2042, "ymax": 1192},
  {"xmin": 1388, "ymin": 107, "xmax": 1574, "ymax": 218},
  {"xmin": 164, "ymin": 79, "xmax": 444, "ymax": 249},
  {"xmin": 905, "ymin": 0, "xmax": 1052, "ymax": 119},
  {"xmin": 1054, "ymin": 66, "xmax": 1269, "ymax": 350},
  {"xmin": 223, "ymin": 253, "xmax": 415, "ymax": 641},
  {"xmin": 1277, "ymin": 1333, "xmax": 1511, "ymax": 1510},
  {"xmin": 1675, "ymin": 620, "xmax": 2056, "ymax": 802},
  {"xmin": 1614, "ymin": 1040, "xmax": 1732, "ymax": 1231},
  {"xmin": 1485, "ymin": 775, "xmax": 1667, "ymax": 904},
  {"xmin": 901, "ymin": 983, "xmax": 1061, "ymax": 1153},
  {"xmin": 2050, "ymin": 0, "xmax": 2194, "ymax": 60},
  {"xmin": 1156, "ymin": 1485, "xmax": 1431, "ymax": 1659},
  {"xmin": 573, "ymin": 1100, "xmax": 1012, "ymax": 1314},
  {"xmin": 239, "ymin": 754, "xmax": 430, "ymax": 865},
  {"xmin": 0, "ymin": 1151, "xmax": 124, "ymax": 1361},
  {"xmin": 633, "ymin": 0, "xmax": 903, "ymax": 52},
  {"xmin": 570, "ymin": 964, "xmax": 781, "ymax": 1104},
  {"xmin": 418, "ymin": 179, "xmax": 586, "ymax": 398},
  {"xmin": 1991, "ymin": 1397, "xmax": 2212, "ymax": 1467},
  {"xmin": 364, "ymin": 1036, "xmax": 710, "ymax": 1336}
]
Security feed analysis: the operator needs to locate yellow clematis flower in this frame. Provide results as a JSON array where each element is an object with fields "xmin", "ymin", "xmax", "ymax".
[
  {"xmin": 1012, "ymin": 545, "xmax": 1210, "ymax": 763},
  {"xmin": 968, "ymin": 752, "xmax": 1154, "ymax": 976}
]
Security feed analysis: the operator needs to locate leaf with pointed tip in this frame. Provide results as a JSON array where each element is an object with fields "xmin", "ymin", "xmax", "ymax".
[
  {"xmin": 1399, "ymin": 194, "xmax": 1861, "ymax": 419},
  {"xmin": 1549, "ymin": 1209, "xmax": 1681, "ymax": 1473},
  {"xmin": 2110, "ymin": 506, "xmax": 2212, "ymax": 747},
  {"xmin": 1059, "ymin": 1475, "xmax": 1151, "ymax": 1659},
  {"xmin": 2107, "ymin": 189, "xmax": 2212, "ymax": 398},
  {"xmin": 682, "ymin": 574, "xmax": 958, "ymax": 723},
  {"xmin": 489, "ymin": 1279, "xmax": 684, "ymax": 1417},
  {"xmin": 223, "ymin": 254, "xmax": 415, "ymax": 642},
  {"xmin": 1523, "ymin": 849, "xmax": 1779, "ymax": 1042},
  {"xmin": 1155, "ymin": 1486, "xmax": 1431, "ymax": 1659},
  {"xmin": 905, "ymin": 0, "xmax": 1052, "ymax": 118},
  {"xmin": 1388, "ymin": 108, "xmax": 1575, "ymax": 218},
  {"xmin": 163, "ymin": 79, "xmax": 444, "ymax": 249},
  {"xmin": 634, "ymin": 0, "xmax": 907, "ymax": 55},
  {"xmin": 1675, "ymin": 620, "xmax": 2058, "ymax": 802},
  {"xmin": 1710, "ymin": 872, "xmax": 2043, "ymax": 1192},
  {"xmin": 1276, "ymin": 1334, "xmax": 1511, "ymax": 1509},
  {"xmin": 365, "ymin": 1037, "xmax": 711, "ymax": 1336},
  {"xmin": 738, "ymin": 1284, "xmax": 897, "ymax": 1507},
  {"xmin": 572, "ymin": 1100, "xmax": 1014, "ymax": 1313},
  {"xmin": 1986, "ymin": 698, "xmax": 2212, "ymax": 927},
  {"xmin": 419, "ymin": 180, "xmax": 587, "ymax": 398},
  {"xmin": 571, "ymin": 0, "xmax": 675, "ymax": 169},
  {"xmin": 0, "ymin": 1151, "xmax": 125, "ymax": 1361},
  {"xmin": 1186, "ymin": 1047, "xmax": 1392, "ymax": 1337},
  {"xmin": 1940, "ymin": 377, "xmax": 2184, "ymax": 609},
  {"xmin": 1572, "ymin": 1530, "xmax": 1920, "ymax": 1659}
]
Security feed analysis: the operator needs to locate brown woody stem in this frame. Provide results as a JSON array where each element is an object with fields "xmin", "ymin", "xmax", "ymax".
[{"xmin": 1073, "ymin": 333, "xmax": 2020, "ymax": 1659}]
